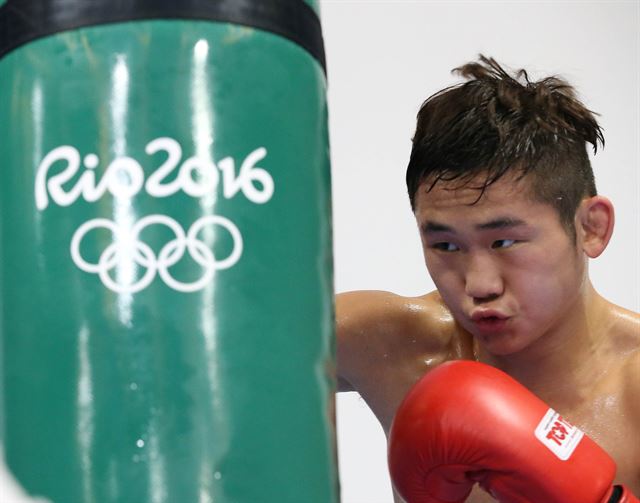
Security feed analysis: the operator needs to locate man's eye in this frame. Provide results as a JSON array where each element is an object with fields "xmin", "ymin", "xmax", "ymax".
[
  {"xmin": 492, "ymin": 239, "xmax": 517, "ymax": 249},
  {"xmin": 432, "ymin": 242, "xmax": 459, "ymax": 252}
]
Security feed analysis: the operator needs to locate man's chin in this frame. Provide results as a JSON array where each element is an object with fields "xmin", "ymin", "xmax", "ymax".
[{"xmin": 474, "ymin": 330, "xmax": 532, "ymax": 357}]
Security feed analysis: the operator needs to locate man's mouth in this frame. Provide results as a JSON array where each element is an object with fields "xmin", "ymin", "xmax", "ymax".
[{"xmin": 470, "ymin": 310, "xmax": 510, "ymax": 333}]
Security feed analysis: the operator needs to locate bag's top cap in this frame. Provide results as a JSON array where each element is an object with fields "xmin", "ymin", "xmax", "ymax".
[{"xmin": 0, "ymin": 0, "xmax": 326, "ymax": 73}]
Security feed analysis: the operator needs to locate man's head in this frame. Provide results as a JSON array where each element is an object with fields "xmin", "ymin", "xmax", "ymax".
[
  {"xmin": 409, "ymin": 57, "xmax": 614, "ymax": 355},
  {"xmin": 406, "ymin": 55, "xmax": 603, "ymax": 237}
]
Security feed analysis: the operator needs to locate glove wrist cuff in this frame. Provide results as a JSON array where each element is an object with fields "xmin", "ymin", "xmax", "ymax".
[
  {"xmin": 607, "ymin": 485, "xmax": 640, "ymax": 503},
  {"xmin": 607, "ymin": 486, "xmax": 623, "ymax": 503}
]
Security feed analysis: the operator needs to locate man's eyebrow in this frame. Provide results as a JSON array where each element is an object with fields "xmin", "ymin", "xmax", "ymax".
[
  {"xmin": 421, "ymin": 217, "xmax": 528, "ymax": 234},
  {"xmin": 475, "ymin": 217, "xmax": 528, "ymax": 230},
  {"xmin": 421, "ymin": 221, "xmax": 454, "ymax": 234}
]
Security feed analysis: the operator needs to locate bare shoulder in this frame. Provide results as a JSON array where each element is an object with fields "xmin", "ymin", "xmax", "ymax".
[
  {"xmin": 336, "ymin": 290, "xmax": 455, "ymax": 341},
  {"xmin": 336, "ymin": 290, "xmax": 471, "ymax": 392},
  {"xmin": 336, "ymin": 290, "xmax": 474, "ymax": 428},
  {"xmin": 609, "ymin": 303, "xmax": 640, "ymax": 346},
  {"xmin": 615, "ymin": 308, "xmax": 640, "ymax": 492},
  {"xmin": 609, "ymin": 304, "xmax": 640, "ymax": 419}
]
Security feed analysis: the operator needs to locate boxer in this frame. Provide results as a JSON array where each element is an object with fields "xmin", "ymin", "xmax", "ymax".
[{"xmin": 336, "ymin": 56, "xmax": 640, "ymax": 502}]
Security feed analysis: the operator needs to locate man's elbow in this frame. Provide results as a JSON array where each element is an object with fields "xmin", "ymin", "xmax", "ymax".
[{"xmin": 337, "ymin": 375, "xmax": 355, "ymax": 393}]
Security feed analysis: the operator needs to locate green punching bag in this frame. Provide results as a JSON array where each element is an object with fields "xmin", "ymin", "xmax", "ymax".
[{"xmin": 0, "ymin": 1, "xmax": 339, "ymax": 502}]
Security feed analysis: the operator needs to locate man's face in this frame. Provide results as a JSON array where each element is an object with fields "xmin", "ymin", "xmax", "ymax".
[{"xmin": 414, "ymin": 174, "xmax": 586, "ymax": 356}]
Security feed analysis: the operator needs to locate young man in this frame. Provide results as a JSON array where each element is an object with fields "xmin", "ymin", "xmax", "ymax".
[{"xmin": 336, "ymin": 56, "xmax": 640, "ymax": 502}]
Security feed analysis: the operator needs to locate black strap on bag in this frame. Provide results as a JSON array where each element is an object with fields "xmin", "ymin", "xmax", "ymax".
[{"xmin": 0, "ymin": 0, "xmax": 326, "ymax": 73}]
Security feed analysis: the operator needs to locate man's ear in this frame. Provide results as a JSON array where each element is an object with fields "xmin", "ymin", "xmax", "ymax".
[{"xmin": 576, "ymin": 196, "xmax": 615, "ymax": 258}]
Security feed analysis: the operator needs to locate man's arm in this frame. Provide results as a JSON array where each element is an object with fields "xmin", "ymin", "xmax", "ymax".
[
  {"xmin": 335, "ymin": 290, "xmax": 433, "ymax": 394},
  {"xmin": 337, "ymin": 375, "xmax": 354, "ymax": 393},
  {"xmin": 336, "ymin": 290, "xmax": 396, "ymax": 393},
  {"xmin": 334, "ymin": 290, "xmax": 472, "ymax": 426}
]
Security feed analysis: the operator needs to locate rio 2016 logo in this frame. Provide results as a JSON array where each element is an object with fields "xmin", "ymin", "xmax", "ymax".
[{"xmin": 35, "ymin": 137, "xmax": 274, "ymax": 293}]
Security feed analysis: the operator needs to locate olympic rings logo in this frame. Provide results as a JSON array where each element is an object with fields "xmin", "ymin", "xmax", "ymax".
[{"xmin": 70, "ymin": 215, "xmax": 243, "ymax": 293}]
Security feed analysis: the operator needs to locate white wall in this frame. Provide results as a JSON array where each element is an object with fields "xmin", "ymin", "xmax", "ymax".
[{"xmin": 320, "ymin": 1, "xmax": 639, "ymax": 502}]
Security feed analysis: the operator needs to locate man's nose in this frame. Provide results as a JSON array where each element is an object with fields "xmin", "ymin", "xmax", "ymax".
[{"xmin": 464, "ymin": 252, "xmax": 504, "ymax": 303}]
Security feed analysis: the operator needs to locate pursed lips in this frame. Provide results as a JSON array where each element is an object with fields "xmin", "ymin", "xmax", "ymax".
[
  {"xmin": 470, "ymin": 309, "xmax": 510, "ymax": 322},
  {"xmin": 470, "ymin": 309, "xmax": 511, "ymax": 333}
]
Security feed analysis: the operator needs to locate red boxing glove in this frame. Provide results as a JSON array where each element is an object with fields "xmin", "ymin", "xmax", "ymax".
[{"xmin": 388, "ymin": 360, "xmax": 639, "ymax": 503}]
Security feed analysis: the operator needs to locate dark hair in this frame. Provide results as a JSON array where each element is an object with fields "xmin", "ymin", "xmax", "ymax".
[{"xmin": 406, "ymin": 55, "xmax": 604, "ymax": 234}]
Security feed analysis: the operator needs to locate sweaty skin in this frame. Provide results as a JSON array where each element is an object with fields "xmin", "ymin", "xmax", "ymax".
[{"xmin": 336, "ymin": 176, "xmax": 640, "ymax": 503}]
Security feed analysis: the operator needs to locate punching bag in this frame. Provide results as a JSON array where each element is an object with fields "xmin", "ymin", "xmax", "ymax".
[{"xmin": 0, "ymin": 1, "xmax": 338, "ymax": 502}]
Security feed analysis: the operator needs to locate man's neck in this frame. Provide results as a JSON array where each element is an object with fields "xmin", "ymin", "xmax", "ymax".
[{"xmin": 477, "ymin": 283, "xmax": 612, "ymax": 409}]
